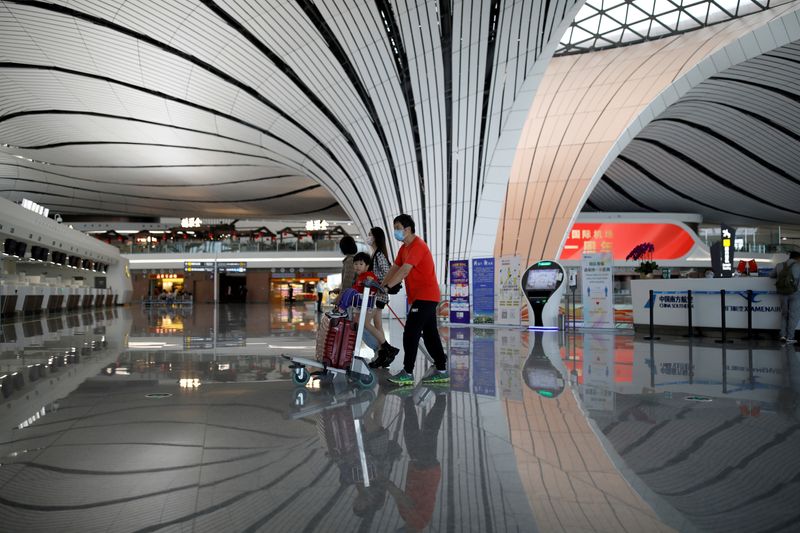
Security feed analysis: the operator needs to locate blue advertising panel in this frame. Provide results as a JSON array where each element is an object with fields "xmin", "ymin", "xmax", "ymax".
[
  {"xmin": 471, "ymin": 257, "xmax": 495, "ymax": 324},
  {"xmin": 472, "ymin": 329, "xmax": 496, "ymax": 397},
  {"xmin": 449, "ymin": 327, "xmax": 471, "ymax": 392},
  {"xmin": 450, "ymin": 260, "xmax": 471, "ymax": 323}
]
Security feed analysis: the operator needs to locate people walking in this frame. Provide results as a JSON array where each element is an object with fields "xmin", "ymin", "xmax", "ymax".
[
  {"xmin": 367, "ymin": 227, "xmax": 398, "ymax": 369},
  {"xmin": 315, "ymin": 278, "xmax": 326, "ymax": 313},
  {"xmin": 381, "ymin": 214, "xmax": 448, "ymax": 386},
  {"xmin": 773, "ymin": 250, "xmax": 800, "ymax": 343}
]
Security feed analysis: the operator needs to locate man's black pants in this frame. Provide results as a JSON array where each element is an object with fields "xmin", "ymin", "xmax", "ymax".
[{"xmin": 403, "ymin": 300, "xmax": 447, "ymax": 373}]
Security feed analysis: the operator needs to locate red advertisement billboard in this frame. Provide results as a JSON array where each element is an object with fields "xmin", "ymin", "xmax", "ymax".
[{"xmin": 559, "ymin": 223, "xmax": 696, "ymax": 261}]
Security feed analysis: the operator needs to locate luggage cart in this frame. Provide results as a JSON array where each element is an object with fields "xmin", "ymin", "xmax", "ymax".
[
  {"xmin": 286, "ymin": 385, "xmax": 377, "ymax": 487},
  {"xmin": 283, "ymin": 285, "xmax": 378, "ymax": 389}
]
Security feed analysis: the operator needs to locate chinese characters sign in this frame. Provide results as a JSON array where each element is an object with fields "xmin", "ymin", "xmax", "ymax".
[
  {"xmin": 471, "ymin": 258, "xmax": 495, "ymax": 324},
  {"xmin": 305, "ymin": 219, "xmax": 329, "ymax": 231},
  {"xmin": 560, "ymin": 223, "xmax": 695, "ymax": 261},
  {"xmin": 581, "ymin": 252, "xmax": 614, "ymax": 329},
  {"xmin": 449, "ymin": 260, "xmax": 470, "ymax": 323},
  {"xmin": 496, "ymin": 256, "xmax": 521, "ymax": 325}
]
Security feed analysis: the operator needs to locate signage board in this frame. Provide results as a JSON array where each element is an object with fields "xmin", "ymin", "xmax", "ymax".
[
  {"xmin": 720, "ymin": 224, "xmax": 735, "ymax": 278},
  {"xmin": 472, "ymin": 258, "xmax": 495, "ymax": 324},
  {"xmin": 472, "ymin": 329, "xmax": 496, "ymax": 397},
  {"xmin": 560, "ymin": 222, "xmax": 696, "ymax": 261},
  {"xmin": 218, "ymin": 262, "xmax": 247, "ymax": 273},
  {"xmin": 449, "ymin": 327, "xmax": 471, "ymax": 392},
  {"xmin": 184, "ymin": 262, "xmax": 214, "ymax": 272},
  {"xmin": 581, "ymin": 252, "xmax": 614, "ymax": 328},
  {"xmin": 496, "ymin": 256, "xmax": 521, "ymax": 325},
  {"xmin": 449, "ymin": 260, "xmax": 470, "ymax": 323}
]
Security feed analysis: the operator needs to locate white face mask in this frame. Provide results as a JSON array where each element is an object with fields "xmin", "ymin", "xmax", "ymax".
[{"xmin": 366, "ymin": 235, "xmax": 374, "ymax": 246}]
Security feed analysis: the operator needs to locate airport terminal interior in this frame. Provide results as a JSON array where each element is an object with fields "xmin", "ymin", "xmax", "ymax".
[{"xmin": 1, "ymin": 0, "xmax": 800, "ymax": 532}]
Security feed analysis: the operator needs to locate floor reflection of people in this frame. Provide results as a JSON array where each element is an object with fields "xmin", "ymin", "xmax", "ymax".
[
  {"xmin": 779, "ymin": 346, "xmax": 800, "ymax": 419},
  {"xmin": 386, "ymin": 391, "xmax": 447, "ymax": 531},
  {"xmin": 352, "ymin": 394, "xmax": 402, "ymax": 522}
]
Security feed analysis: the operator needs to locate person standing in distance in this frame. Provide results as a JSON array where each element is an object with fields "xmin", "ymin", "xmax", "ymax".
[
  {"xmin": 381, "ymin": 214, "xmax": 448, "ymax": 386},
  {"xmin": 315, "ymin": 278, "xmax": 326, "ymax": 313},
  {"xmin": 772, "ymin": 250, "xmax": 800, "ymax": 343}
]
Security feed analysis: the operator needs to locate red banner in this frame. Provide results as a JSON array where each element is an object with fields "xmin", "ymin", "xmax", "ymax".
[{"xmin": 559, "ymin": 223, "xmax": 696, "ymax": 261}]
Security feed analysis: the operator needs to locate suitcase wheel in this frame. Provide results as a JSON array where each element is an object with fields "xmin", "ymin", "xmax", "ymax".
[
  {"xmin": 291, "ymin": 366, "xmax": 310, "ymax": 386},
  {"xmin": 356, "ymin": 369, "xmax": 376, "ymax": 389}
]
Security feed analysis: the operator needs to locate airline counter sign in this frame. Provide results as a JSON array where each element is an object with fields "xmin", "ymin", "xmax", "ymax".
[{"xmin": 721, "ymin": 225, "xmax": 734, "ymax": 277}]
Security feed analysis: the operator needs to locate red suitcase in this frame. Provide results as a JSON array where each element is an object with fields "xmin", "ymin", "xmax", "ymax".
[{"xmin": 323, "ymin": 315, "xmax": 357, "ymax": 369}]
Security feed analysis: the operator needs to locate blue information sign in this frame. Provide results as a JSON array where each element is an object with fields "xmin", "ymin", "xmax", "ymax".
[{"xmin": 471, "ymin": 258, "xmax": 495, "ymax": 324}]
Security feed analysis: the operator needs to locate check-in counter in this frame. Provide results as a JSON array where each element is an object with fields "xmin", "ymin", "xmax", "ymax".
[
  {"xmin": 1, "ymin": 294, "xmax": 18, "ymax": 316},
  {"xmin": 46, "ymin": 293, "xmax": 64, "ymax": 312},
  {"xmin": 632, "ymin": 277, "xmax": 782, "ymax": 331},
  {"xmin": 66, "ymin": 292, "xmax": 81, "ymax": 310},
  {"xmin": 2, "ymin": 284, "xmax": 101, "ymax": 315}
]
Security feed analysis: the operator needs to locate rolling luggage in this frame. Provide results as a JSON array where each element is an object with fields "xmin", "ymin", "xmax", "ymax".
[{"xmin": 315, "ymin": 310, "xmax": 357, "ymax": 369}]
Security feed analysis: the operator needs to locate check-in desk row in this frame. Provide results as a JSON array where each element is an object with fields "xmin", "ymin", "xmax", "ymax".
[
  {"xmin": 0, "ymin": 313, "xmax": 116, "ymax": 402},
  {"xmin": 0, "ymin": 353, "xmax": 82, "ymax": 400},
  {"xmin": 0, "ymin": 309, "xmax": 118, "ymax": 350},
  {"xmin": 0, "ymin": 285, "xmax": 118, "ymax": 316}
]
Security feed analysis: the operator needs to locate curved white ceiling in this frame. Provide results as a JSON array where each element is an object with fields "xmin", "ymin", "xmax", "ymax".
[
  {"xmin": 586, "ymin": 39, "xmax": 800, "ymax": 225},
  {"xmin": 0, "ymin": 0, "xmax": 579, "ymax": 271}
]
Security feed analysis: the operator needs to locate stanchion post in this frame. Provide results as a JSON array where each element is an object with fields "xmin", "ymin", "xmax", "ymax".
[
  {"xmin": 687, "ymin": 290, "xmax": 693, "ymax": 338},
  {"xmin": 746, "ymin": 289, "xmax": 753, "ymax": 337},
  {"xmin": 571, "ymin": 287, "xmax": 577, "ymax": 329},
  {"xmin": 645, "ymin": 290, "xmax": 660, "ymax": 340},
  {"xmin": 714, "ymin": 289, "xmax": 731, "ymax": 344}
]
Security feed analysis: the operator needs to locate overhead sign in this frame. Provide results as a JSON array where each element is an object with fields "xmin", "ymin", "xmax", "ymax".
[
  {"xmin": 305, "ymin": 219, "xmax": 329, "ymax": 231},
  {"xmin": 184, "ymin": 262, "xmax": 214, "ymax": 272},
  {"xmin": 720, "ymin": 224, "xmax": 735, "ymax": 278},
  {"xmin": 181, "ymin": 217, "xmax": 202, "ymax": 228},
  {"xmin": 218, "ymin": 262, "xmax": 247, "ymax": 273},
  {"xmin": 560, "ymin": 222, "xmax": 695, "ymax": 261}
]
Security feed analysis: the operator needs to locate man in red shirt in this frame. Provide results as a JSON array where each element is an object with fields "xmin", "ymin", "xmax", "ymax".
[{"xmin": 379, "ymin": 214, "xmax": 448, "ymax": 386}]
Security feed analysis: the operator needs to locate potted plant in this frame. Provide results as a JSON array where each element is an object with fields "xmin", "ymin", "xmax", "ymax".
[{"xmin": 626, "ymin": 242, "xmax": 659, "ymax": 278}]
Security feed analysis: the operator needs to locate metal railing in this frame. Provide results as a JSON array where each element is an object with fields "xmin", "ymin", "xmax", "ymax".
[{"xmin": 106, "ymin": 238, "xmax": 344, "ymax": 254}]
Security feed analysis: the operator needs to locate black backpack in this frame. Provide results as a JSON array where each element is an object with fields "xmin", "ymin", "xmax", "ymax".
[{"xmin": 776, "ymin": 261, "xmax": 798, "ymax": 295}]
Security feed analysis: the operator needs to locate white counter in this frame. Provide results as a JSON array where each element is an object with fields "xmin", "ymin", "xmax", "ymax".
[{"xmin": 631, "ymin": 277, "xmax": 781, "ymax": 330}]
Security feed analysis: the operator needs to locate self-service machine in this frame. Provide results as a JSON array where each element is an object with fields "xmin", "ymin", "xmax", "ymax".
[
  {"xmin": 520, "ymin": 260, "xmax": 566, "ymax": 328},
  {"xmin": 522, "ymin": 331, "xmax": 566, "ymax": 399}
]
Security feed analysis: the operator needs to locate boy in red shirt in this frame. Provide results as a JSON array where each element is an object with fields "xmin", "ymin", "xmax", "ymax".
[
  {"xmin": 339, "ymin": 252, "xmax": 399, "ymax": 361},
  {"xmin": 379, "ymin": 214, "xmax": 448, "ymax": 385}
]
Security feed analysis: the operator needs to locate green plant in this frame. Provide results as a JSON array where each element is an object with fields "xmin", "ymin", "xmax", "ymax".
[
  {"xmin": 635, "ymin": 260, "xmax": 659, "ymax": 275},
  {"xmin": 627, "ymin": 242, "xmax": 659, "ymax": 274}
]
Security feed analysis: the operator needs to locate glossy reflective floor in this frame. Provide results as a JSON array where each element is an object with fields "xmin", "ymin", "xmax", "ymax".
[{"xmin": 0, "ymin": 303, "xmax": 798, "ymax": 532}]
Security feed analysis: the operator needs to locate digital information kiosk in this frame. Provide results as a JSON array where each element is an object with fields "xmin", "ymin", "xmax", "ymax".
[
  {"xmin": 520, "ymin": 260, "xmax": 566, "ymax": 328},
  {"xmin": 523, "ymin": 331, "xmax": 566, "ymax": 399}
]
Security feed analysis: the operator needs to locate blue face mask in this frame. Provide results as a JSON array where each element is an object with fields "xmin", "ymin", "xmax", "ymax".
[{"xmin": 393, "ymin": 229, "xmax": 405, "ymax": 241}]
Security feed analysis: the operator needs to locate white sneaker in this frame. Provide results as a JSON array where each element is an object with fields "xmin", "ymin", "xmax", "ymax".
[{"xmin": 787, "ymin": 339, "xmax": 797, "ymax": 344}]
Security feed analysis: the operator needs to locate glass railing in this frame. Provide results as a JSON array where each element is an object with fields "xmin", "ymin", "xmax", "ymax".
[{"xmin": 110, "ymin": 238, "xmax": 343, "ymax": 254}]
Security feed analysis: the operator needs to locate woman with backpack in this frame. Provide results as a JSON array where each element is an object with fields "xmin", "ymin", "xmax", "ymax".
[{"xmin": 773, "ymin": 250, "xmax": 800, "ymax": 343}]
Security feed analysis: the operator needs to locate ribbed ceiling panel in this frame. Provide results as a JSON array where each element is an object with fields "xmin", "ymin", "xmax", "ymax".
[
  {"xmin": 0, "ymin": 0, "xmax": 577, "ymax": 276},
  {"xmin": 586, "ymin": 38, "xmax": 800, "ymax": 226}
]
